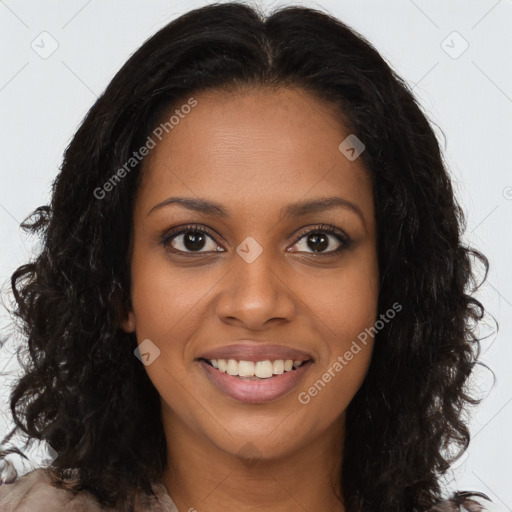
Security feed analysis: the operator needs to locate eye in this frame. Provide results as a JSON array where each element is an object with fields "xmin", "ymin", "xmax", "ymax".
[
  {"xmin": 161, "ymin": 224, "xmax": 224, "ymax": 255},
  {"xmin": 288, "ymin": 224, "xmax": 350, "ymax": 255},
  {"xmin": 161, "ymin": 223, "xmax": 351, "ymax": 256}
]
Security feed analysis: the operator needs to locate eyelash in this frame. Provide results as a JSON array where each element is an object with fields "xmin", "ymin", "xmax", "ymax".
[{"xmin": 161, "ymin": 223, "xmax": 351, "ymax": 257}]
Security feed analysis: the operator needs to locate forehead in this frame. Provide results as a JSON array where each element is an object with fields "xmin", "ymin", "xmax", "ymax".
[{"xmin": 136, "ymin": 87, "xmax": 373, "ymax": 219}]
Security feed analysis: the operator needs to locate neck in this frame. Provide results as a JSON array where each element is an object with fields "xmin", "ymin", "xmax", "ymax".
[{"xmin": 160, "ymin": 406, "xmax": 346, "ymax": 512}]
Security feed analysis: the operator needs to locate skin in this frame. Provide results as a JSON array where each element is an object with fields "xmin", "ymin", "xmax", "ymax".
[{"xmin": 122, "ymin": 86, "xmax": 379, "ymax": 512}]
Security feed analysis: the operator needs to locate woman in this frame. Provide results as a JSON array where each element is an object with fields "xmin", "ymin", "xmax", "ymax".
[{"xmin": 0, "ymin": 2, "xmax": 494, "ymax": 511}]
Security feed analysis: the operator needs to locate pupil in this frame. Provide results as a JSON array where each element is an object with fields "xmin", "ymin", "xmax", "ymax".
[
  {"xmin": 308, "ymin": 233, "xmax": 328, "ymax": 252},
  {"xmin": 184, "ymin": 231, "xmax": 205, "ymax": 251}
]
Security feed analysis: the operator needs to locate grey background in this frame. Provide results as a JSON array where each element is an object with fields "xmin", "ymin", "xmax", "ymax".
[{"xmin": 1, "ymin": 0, "xmax": 511, "ymax": 508}]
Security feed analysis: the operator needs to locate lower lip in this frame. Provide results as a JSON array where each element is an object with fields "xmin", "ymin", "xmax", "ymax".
[{"xmin": 199, "ymin": 359, "xmax": 313, "ymax": 404}]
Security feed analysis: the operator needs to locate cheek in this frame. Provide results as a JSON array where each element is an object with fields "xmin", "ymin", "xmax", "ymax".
[
  {"xmin": 128, "ymin": 252, "xmax": 203, "ymax": 411},
  {"xmin": 129, "ymin": 247, "xmax": 210, "ymax": 338},
  {"xmin": 295, "ymin": 252, "xmax": 378, "ymax": 408},
  {"xmin": 296, "ymin": 276, "xmax": 377, "ymax": 420},
  {"xmin": 296, "ymin": 343, "xmax": 373, "ymax": 430},
  {"xmin": 303, "ymin": 252, "xmax": 379, "ymax": 348}
]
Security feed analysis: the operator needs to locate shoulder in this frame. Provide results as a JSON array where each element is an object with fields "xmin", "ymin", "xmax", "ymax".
[
  {"xmin": 0, "ymin": 467, "xmax": 179, "ymax": 512},
  {"xmin": 0, "ymin": 467, "xmax": 104, "ymax": 512}
]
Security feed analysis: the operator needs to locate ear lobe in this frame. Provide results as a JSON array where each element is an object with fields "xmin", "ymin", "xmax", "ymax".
[{"xmin": 121, "ymin": 310, "xmax": 136, "ymax": 333}]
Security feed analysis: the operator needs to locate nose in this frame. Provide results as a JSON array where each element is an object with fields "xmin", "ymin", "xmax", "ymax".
[{"xmin": 215, "ymin": 244, "xmax": 296, "ymax": 330}]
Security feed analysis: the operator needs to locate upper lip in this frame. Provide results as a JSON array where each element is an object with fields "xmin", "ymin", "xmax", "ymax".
[{"xmin": 198, "ymin": 342, "xmax": 314, "ymax": 363}]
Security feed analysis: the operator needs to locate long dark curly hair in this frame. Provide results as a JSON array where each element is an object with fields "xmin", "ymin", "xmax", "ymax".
[{"xmin": 0, "ymin": 2, "xmax": 492, "ymax": 511}]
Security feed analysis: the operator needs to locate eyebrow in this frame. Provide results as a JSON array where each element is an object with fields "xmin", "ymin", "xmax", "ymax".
[{"xmin": 147, "ymin": 195, "xmax": 365, "ymax": 225}]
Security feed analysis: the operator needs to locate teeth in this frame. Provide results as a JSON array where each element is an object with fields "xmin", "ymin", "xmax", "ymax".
[
  {"xmin": 207, "ymin": 358, "xmax": 307, "ymax": 378},
  {"xmin": 238, "ymin": 360, "xmax": 255, "ymax": 377},
  {"xmin": 226, "ymin": 359, "xmax": 238, "ymax": 376},
  {"xmin": 272, "ymin": 360, "xmax": 284, "ymax": 374},
  {"xmin": 255, "ymin": 360, "xmax": 273, "ymax": 378}
]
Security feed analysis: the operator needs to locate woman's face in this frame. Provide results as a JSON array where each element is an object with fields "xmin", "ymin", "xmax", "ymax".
[{"xmin": 123, "ymin": 87, "xmax": 378, "ymax": 462}]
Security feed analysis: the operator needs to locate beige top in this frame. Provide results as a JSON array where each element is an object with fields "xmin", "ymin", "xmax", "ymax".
[
  {"xmin": 0, "ymin": 467, "xmax": 178, "ymax": 511},
  {"xmin": 0, "ymin": 467, "xmax": 494, "ymax": 511}
]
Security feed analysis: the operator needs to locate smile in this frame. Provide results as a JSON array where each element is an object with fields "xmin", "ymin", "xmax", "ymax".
[
  {"xmin": 198, "ymin": 358, "xmax": 313, "ymax": 403},
  {"xmin": 208, "ymin": 358, "xmax": 306, "ymax": 377}
]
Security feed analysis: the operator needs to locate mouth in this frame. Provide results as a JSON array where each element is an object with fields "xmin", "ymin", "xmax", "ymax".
[
  {"xmin": 197, "ymin": 357, "xmax": 314, "ymax": 403},
  {"xmin": 199, "ymin": 357, "xmax": 312, "ymax": 379}
]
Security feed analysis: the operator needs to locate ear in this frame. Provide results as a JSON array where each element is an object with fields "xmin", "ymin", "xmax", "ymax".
[{"xmin": 121, "ymin": 310, "xmax": 136, "ymax": 333}]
